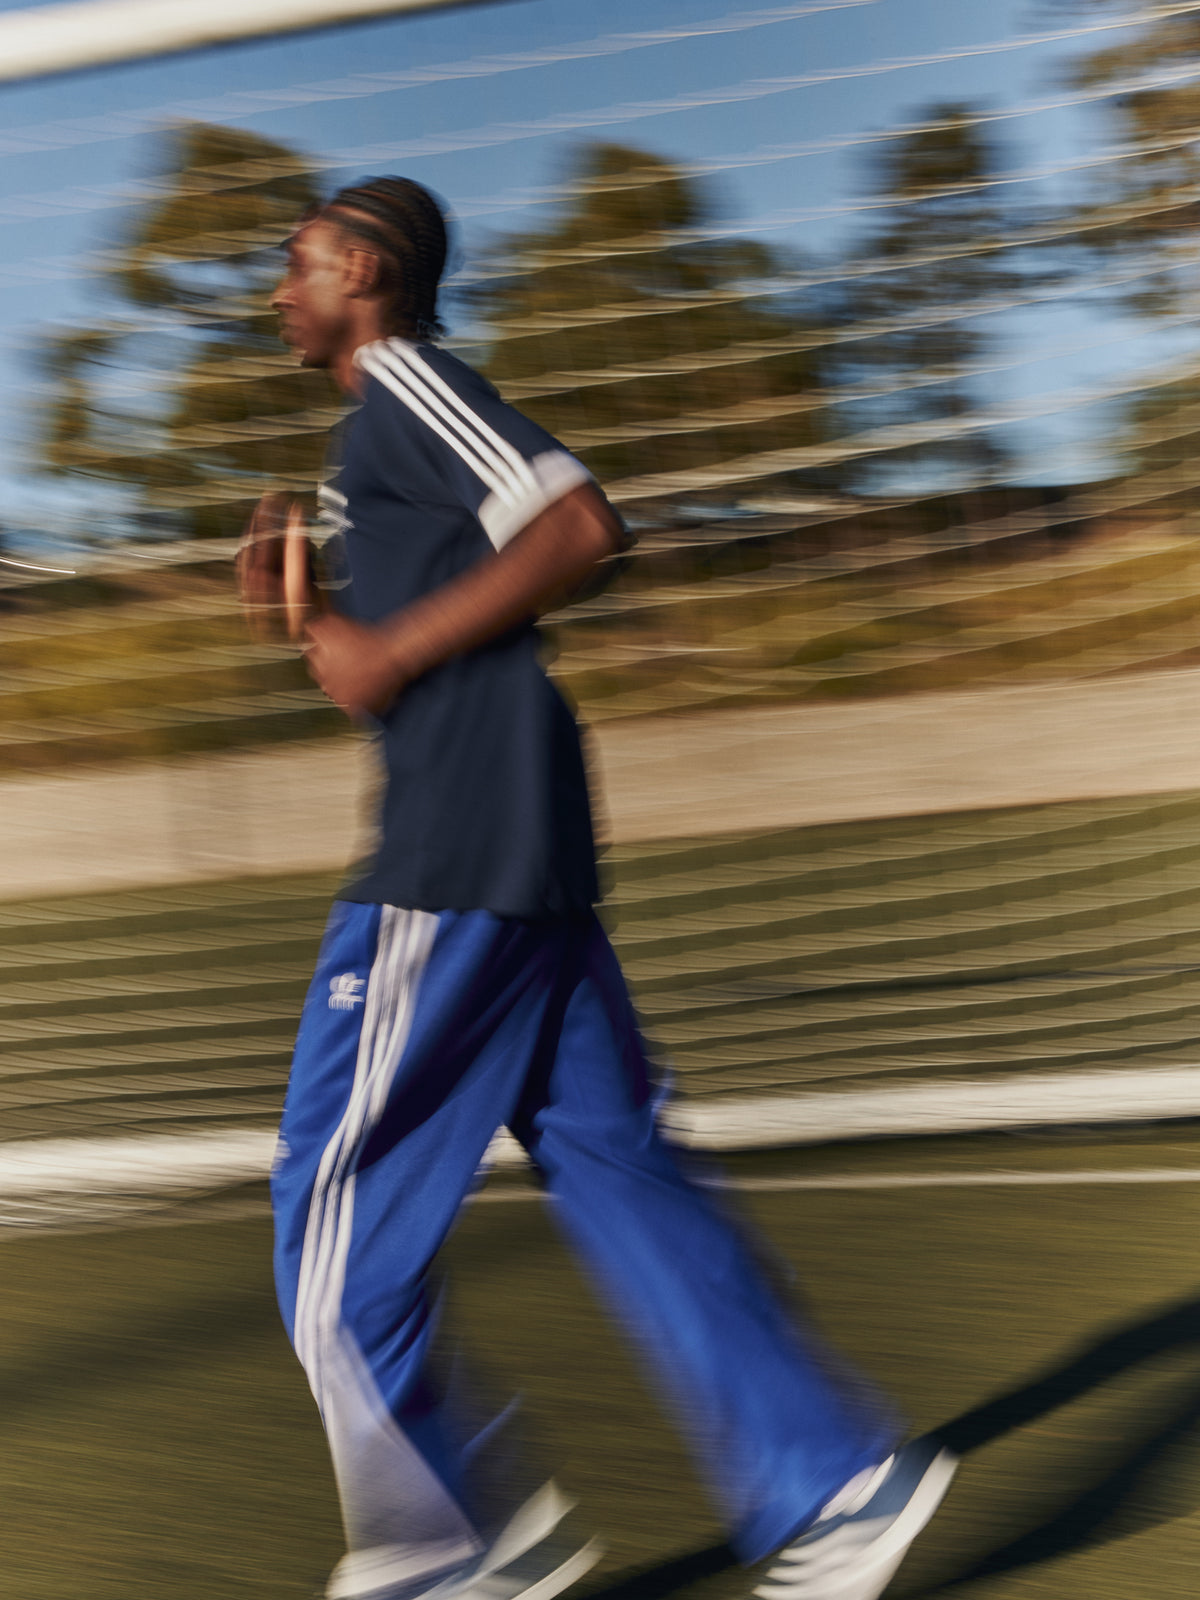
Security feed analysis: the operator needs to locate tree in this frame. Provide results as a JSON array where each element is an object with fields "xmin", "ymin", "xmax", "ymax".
[
  {"xmin": 1050, "ymin": 2, "xmax": 1200, "ymax": 310},
  {"xmin": 1036, "ymin": 4, "xmax": 1200, "ymax": 482},
  {"xmin": 37, "ymin": 122, "xmax": 336, "ymax": 540},
  {"xmin": 822, "ymin": 105, "xmax": 1027, "ymax": 493},
  {"xmin": 463, "ymin": 143, "xmax": 830, "ymax": 514}
]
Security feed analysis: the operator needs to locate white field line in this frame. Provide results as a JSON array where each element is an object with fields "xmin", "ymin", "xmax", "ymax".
[
  {"xmin": 0, "ymin": 1128, "xmax": 278, "ymax": 1197},
  {"xmin": 4, "ymin": 1162, "xmax": 1200, "ymax": 1228},
  {"xmin": 0, "ymin": 1064, "xmax": 1196, "ymax": 1216},
  {"xmin": 714, "ymin": 1167, "xmax": 1200, "ymax": 1192},
  {"xmin": 5, "ymin": 1163, "xmax": 1199, "ymax": 1233},
  {"xmin": 474, "ymin": 1167, "xmax": 1200, "ymax": 1202}
]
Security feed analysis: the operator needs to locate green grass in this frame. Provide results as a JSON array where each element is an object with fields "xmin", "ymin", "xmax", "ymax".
[
  {"xmin": 3, "ymin": 786, "xmax": 1200, "ymax": 1592},
  {"xmin": 2, "ymin": 1131, "xmax": 1200, "ymax": 1598}
]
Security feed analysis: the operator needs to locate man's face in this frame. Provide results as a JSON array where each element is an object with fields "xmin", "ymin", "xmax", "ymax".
[{"xmin": 272, "ymin": 219, "xmax": 354, "ymax": 368}]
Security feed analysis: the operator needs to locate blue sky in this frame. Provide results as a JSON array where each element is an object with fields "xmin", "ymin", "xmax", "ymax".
[{"xmin": 0, "ymin": 0, "xmax": 1173, "ymax": 545}]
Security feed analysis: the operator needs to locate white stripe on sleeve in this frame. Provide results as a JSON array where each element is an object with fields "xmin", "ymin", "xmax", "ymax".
[
  {"xmin": 384, "ymin": 339, "xmax": 538, "ymax": 496},
  {"xmin": 359, "ymin": 346, "xmax": 519, "ymax": 508},
  {"xmin": 358, "ymin": 340, "xmax": 594, "ymax": 549},
  {"xmin": 478, "ymin": 450, "xmax": 593, "ymax": 550}
]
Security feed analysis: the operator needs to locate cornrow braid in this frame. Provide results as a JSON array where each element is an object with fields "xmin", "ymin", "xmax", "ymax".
[{"xmin": 323, "ymin": 176, "xmax": 449, "ymax": 340}]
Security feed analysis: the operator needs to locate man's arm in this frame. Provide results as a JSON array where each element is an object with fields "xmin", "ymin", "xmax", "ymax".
[{"xmin": 304, "ymin": 482, "xmax": 624, "ymax": 718}]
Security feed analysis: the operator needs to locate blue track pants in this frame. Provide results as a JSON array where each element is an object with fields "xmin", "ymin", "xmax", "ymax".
[{"xmin": 271, "ymin": 902, "xmax": 895, "ymax": 1591}]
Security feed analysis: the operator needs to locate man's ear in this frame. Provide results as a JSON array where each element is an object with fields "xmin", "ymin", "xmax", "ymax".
[{"xmin": 343, "ymin": 246, "xmax": 382, "ymax": 298}]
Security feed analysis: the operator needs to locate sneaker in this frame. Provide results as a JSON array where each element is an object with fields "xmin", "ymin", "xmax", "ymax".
[
  {"xmin": 328, "ymin": 1481, "xmax": 603, "ymax": 1600},
  {"xmin": 752, "ymin": 1438, "xmax": 957, "ymax": 1600}
]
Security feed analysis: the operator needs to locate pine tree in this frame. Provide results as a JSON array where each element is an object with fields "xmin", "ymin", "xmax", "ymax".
[
  {"xmin": 38, "ymin": 122, "xmax": 336, "ymax": 540},
  {"xmin": 825, "ymin": 106, "xmax": 1025, "ymax": 492},
  {"xmin": 465, "ymin": 143, "xmax": 828, "ymax": 513}
]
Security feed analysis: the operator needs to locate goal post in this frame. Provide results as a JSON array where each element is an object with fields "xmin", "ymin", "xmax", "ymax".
[{"xmin": 0, "ymin": 0, "xmax": 513, "ymax": 85}]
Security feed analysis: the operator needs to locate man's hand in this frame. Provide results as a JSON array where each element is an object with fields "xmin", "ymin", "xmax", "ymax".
[{"xmin": 304, "ymin": 612, "xmax": 404, "ymax": 719}]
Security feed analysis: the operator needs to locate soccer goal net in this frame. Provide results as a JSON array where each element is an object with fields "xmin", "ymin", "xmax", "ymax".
[{"xmin": 0, "ymin": 0, "xmax": 1198, "ymax": 1201}]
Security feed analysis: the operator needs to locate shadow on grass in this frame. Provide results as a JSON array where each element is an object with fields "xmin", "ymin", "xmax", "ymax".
[
  {"xmin": 581, "ymin": 1541, "xmax": 738, "ymax": 1600},
  {"xmin": 0, "ymin": 1280, "xmax": 282, "ymax": 1419},
  {"xmin": 578, "ymin": 1295, "xmax": 1200, "ymax": 1600},
  {"xmin": 906, "ymin": 1291, "xmax": 1200, "ymax": 1593}
]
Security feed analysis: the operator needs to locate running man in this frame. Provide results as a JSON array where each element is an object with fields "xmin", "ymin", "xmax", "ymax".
[{"xmin": 240, "ymin": 176, "xmax": 956, "ymax": 1600}]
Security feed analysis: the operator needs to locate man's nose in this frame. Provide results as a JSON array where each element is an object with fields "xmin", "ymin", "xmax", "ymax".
[{"xmin": 270, "ymin": 277, "xmax": 290, "ymax": 310}]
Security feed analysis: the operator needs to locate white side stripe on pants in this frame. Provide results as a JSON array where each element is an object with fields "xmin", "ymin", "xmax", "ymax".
[
  {"xmin": 290, "ymin": 908, "xmax": 480, "ymax": 1578},
  {"xmin": 294, "ymin": 907, "xmax": 438, "ymax": 1414}
]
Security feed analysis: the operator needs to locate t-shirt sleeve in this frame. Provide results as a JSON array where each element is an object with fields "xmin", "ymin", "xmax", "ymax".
[{"xmin": 356, "ymin": 340, "xmax": 594, "ymax": 550}]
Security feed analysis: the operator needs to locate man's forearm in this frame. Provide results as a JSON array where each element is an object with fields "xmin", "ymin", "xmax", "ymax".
[
  {"xmin": 383, "ymin": 482, "xmax": 622, "ymax": 683},
  {"xmin": 303, "ymin": 482, "xmax": 625, "ymax": 717}
]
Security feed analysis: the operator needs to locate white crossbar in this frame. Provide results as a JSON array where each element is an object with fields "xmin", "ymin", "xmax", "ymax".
[{"xmin": 0, "ymin": 0, "xmax": 506, "ymax": 85}]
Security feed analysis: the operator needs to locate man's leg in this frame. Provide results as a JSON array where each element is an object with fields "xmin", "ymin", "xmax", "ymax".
[
  {"xmin": 509, "ymin": 914, "xmax": 899, "ymax": 1567},
  {"xmin": 272, "ymin": 903, "xmax": 586, "ymax": 1600}
]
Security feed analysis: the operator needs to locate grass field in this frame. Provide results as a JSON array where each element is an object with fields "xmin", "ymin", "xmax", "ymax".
[
  {"xmin": 4, "ymin": 787, "xmax": 1200, "ymax": 1596},
  {"xmin": 1, "ymin": 1126, "xmax": 1199, "ymax": 1599}
]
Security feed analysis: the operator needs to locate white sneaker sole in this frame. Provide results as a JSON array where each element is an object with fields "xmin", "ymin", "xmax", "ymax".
[
  {"xmin": 328, "ymin": 1482, "xmax": 602, "ymax": 1600},
  {"xmin": 754, "ymin": 1445, "xmax": 958, "ymax": 1600},
  {"xmin": 465, "ymin": 1539, "xmax": 604, "ymax": 1600}
]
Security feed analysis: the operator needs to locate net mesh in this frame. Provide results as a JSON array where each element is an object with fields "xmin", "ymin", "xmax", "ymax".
[{"xmin": 0, "ymin": 0, "xmax": 1199, "ymax": 1168}]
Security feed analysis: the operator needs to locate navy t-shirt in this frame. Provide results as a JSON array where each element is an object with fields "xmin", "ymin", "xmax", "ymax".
[{"xmin": 328, "ymin": 336, "xmax": 600, "ymax": 920}]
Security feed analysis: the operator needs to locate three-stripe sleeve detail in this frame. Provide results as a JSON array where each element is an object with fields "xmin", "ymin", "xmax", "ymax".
[
  {"xmin": 357, "ymin": 338, "xmax": 591, "ymax": 550},
  {"xmin": 383, "ymin": 339, "xmax": 538, "ymax": 499},
  {"xmin": 359, "ymin": 343, "xmax": 533, "ymax": 510}
]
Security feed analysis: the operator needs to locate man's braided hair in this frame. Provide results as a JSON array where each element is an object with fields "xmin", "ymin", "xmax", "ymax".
[{"xmin": 322, "ymin": 176, "xmax": 449, "ymax": 340}]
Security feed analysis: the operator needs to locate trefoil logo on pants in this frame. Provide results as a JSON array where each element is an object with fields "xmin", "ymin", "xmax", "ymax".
[{"xmin": 329, "ymin": 973, "xmax": 366, "ymax": 1011}]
